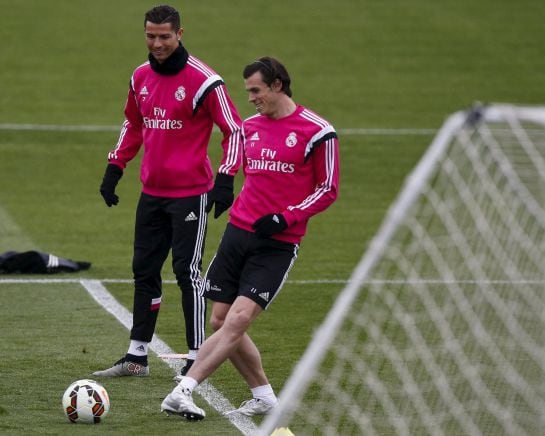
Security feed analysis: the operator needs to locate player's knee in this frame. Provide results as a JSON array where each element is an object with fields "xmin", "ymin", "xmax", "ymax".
[
  {"xmin": 209, "ymin": 301, "xmax": 231, "ymax": 331},
  {"xmin": 133, "ymin": 277, "xmax": 161, "ymax": 297},
  {"xmin": 174, "ymin": 270, "xmax": 193, "ymax": 291},
  {"xmin": 172, "ymin": 256, "xmax": 191, "ymax": 275},
  {"xmin": 209, "ymin": 314, "xmax": 225, "ymax": 331},
  {"xmin": 224, "ymin": 309, "xmax": 253, "ymax": 333}
]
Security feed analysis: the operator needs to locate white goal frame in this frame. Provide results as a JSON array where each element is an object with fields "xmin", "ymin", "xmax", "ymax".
[{"xmin": 259, "ymin": 104, "xmax": 545, "ymax": 436}]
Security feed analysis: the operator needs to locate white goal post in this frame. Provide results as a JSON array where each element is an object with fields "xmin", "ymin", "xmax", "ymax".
[{"xmin": 260, "ymin": 104, "xmax": 545, "ymax": 436}]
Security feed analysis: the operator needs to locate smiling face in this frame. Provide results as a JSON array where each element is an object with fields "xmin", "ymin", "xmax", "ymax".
[
  {"xmin": 145, "ymin": 21, "xmax": 182, "ymax": 63},
  {"xmin": 244, "ymin": 71, "xmax": 283, "ymax": 118}
]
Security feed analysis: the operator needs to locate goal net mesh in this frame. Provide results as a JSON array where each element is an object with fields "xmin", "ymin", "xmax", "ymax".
[{"xmin": 259, "ymin": 104, "xmax": 545, "ymax": 436}]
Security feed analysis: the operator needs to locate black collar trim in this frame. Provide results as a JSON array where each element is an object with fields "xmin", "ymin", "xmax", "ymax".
[{"xmin": 148, "ymin": 43, "xmax": 189, "ymax": 75}]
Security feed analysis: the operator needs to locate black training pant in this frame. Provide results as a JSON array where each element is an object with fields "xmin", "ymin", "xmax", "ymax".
[{"xmin": 130, "ymin": 192, "xmax": 207, "ymax": 350}]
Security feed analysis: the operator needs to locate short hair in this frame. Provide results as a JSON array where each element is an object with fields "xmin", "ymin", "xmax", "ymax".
[
  {"xmin": 144, "ymin": 5, "xmax": 181, "ymax": 32},
  {"xmin": 243, "ymin": 56, "xmax": 292, "ymax": 97}
]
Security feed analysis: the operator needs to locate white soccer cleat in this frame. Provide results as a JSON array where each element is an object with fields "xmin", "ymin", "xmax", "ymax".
[
  {"xmin": 224, "ymin": 398, "xmax": 276, "ymax": 416},
  {"xmin": 161, "ymin": 385, "xmax": 206, "ymax": 421}
]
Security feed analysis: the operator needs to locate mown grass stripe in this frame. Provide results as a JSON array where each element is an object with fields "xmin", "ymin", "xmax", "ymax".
[
  {"xmin": 80, "ymin": 279, "xmax": 257, "ymax": 435},
  {"xmin": 0, "ymin": 122, "xmax": 435, "ymax": 136},
  {"xmin": 0, "ymin": 201, "xmax": 255, "ymax": 434}
]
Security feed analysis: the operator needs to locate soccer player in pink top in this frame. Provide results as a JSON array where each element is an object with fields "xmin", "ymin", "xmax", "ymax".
[
  {"xmin": 93, "ymin": 5, "xmax": 242, "ymax": 378},
  {"xmin": 162, "ymin": 56, "xmax": 339, "ymax": 420}
]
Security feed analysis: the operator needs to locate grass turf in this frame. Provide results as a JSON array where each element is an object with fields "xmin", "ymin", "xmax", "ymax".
[{"xmin": 1, "ymin": 0, "xmax": 545, "ymax": 433}]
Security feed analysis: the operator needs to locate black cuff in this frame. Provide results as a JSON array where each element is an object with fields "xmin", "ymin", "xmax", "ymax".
[
  {"xmin": 214, "ymin": 173, "xmax": 234, "ymax": 189},
  {"xmin": 105, "ymin": 163, "xmax": 123, "ymax": 180}
]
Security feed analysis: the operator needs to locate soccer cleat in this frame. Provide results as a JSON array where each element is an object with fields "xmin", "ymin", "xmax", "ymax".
[
  {"xmin": 223, "ymin": 398, "xmax": 276, "ymax": 416},
  {"xmin": 92, "ymin": 357, "xmax": 149, "ymax": 377},
  {"xmin": 161, "ymin": 385, "xmax": 206, "ymax": 421},
  {"xmin": 173, "ymin": 359, "xmax": 195, "ymax": 383}
]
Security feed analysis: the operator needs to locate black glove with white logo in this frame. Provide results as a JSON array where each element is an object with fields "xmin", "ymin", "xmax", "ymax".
[
  {"xmin": 100, "ymin": 164, "xmax": 123, "ymax": 207},
  {"xmin": 252, "ymin": 214, "xmax": 288, "ymax": 238},
  {"xmin": 206, "ymin": 173, "xmax": 234, "ymax": 218}
]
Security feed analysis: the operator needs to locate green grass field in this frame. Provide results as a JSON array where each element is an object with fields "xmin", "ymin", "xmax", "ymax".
[{"xmin": 1, "ymin": 0, "xmax": 545, "ymax": 434}]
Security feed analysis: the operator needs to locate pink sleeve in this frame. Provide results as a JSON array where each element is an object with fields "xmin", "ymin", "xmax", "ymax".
[
  {"xmin": 204, "ymin": 84, "xmax": 243, "ymax": 176},
  {"xmin": 107, "ymin": 86, "xmax": 144, "ymax": 169},
  {"xmin": 283, "ymin": 136, "xmax": 340, "ymax": 226}
]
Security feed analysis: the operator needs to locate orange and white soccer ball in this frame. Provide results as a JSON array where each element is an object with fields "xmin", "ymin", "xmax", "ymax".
[{"xmin": 62, "ymin": 379, "xmax": 110, "ymax": 424}]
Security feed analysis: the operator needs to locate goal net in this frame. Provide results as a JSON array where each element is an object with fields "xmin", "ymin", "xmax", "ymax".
[{"xmin": 260, "ymin": 104, "xmax": 545, "ymax": 436}]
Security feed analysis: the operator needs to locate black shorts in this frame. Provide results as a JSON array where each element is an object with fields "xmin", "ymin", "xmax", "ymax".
[{"xmin": 203, "ymin": 223, "xmax": 299, "ymax": 309}]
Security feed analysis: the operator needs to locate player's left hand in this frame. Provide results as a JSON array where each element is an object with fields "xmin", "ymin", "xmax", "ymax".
[
  {"xmin": 100, "ymin": 163, "xmax": 123, "ymax": 207},
  {"xmin": 206, "ymin": 173, "xmax": 234, "ymax": 218},
  {"xmin": 252, "ymin": 214, "xmax": 288, "ymax": 238}
]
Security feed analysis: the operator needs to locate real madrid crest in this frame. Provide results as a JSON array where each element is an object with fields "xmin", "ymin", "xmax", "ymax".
[
  {"xmin": 285, "ymin": 132, "xmax": 297, "ymax": 147},
  {"xmin": 175, "ymin": 86, "xmax": 186, "ymax": 101}
]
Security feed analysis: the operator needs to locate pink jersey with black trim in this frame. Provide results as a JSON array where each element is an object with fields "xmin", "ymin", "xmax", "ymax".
[
  {"xmin": 107, "ymin": 55, "xmax": 242, "ymax": 198},
  {"xmin": 229, "ymin": 105, "xmax": 340, "ymax": 243}
]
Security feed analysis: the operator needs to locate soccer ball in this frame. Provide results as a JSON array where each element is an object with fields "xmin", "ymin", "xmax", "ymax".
[{"xmin": 62, "ymin": 379, "xmax": 110, "ymax": 424}]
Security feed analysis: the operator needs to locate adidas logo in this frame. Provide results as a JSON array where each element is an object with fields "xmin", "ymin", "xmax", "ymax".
[
  {"xmin": 136, "ymin": 345, "xmax": 146, "ymax": 352},
  {"xmin": 250, "ymin": 132, "xmax": 260, "ymax": 141},
  {"xmin": 140, "ymin": 86, "xmax": 149, "ymax": 95},
  {"xmin": 185, "ymin": 211, "xmax": 198, "ymax": 222},
  {"xmin": 258, "ymin": 292, "xmax": 270, "ymax": 302}
]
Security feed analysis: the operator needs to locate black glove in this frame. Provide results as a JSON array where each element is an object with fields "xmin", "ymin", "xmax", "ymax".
[
  {"xmin": 100, "ymin": 164, "xmax": 123, "ymax": 207},
  {"xmin": 252, "ymin": 214, "xmax": 288, "ymax": 238},
  {"xmin": 206, "ymin": 173, "xmax": 234, "ymax": 218}
]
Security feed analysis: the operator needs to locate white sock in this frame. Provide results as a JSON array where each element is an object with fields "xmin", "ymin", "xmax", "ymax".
[
  {"xmin": 128, "ymin": 340, "xmax": 148, "ymax": 356},
  {"xmin": 251, "ymin": 384, "xmax": 278, "ymax": 406},
  {"xmin": 188, "ymin": 349, "xmax": 198, "ymax": 360},
  {"xmin": 179, "ymin": 376, "xmax": 199, "ymax": 392}
]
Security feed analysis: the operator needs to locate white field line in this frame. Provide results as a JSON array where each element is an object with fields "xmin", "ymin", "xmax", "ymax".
[
  {"xmin": 0, "ymin": 205, "xmax": 255, "ymax": 434},
  {"xmin": 0, "ymin": 277, "xmax": 348, "ymax": 284},
  {"xmin": 79, "ymin": 279, "xmax": 257, "ymax": 435},
  {"xmin": 2, "ymin": 277, "xmax": 545, "ymax": 285},
  {"xmin": 0, "ymin": 123, "xmax": 120, "ymax": 132},
  {"xmin": 0, "ymin": 122, "xmax": 436, "ymax": 136}
]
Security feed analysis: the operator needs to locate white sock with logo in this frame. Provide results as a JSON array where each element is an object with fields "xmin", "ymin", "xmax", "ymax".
[
  {"xmin": 128, "ymin": 340, "xmax": 148, "ymax": 356},
  {"xmin": 179, "ymin": 376, "xmax": 199, "ymax": 392},
  {"xmin": 251, "ymin": 384, "xmax": 278, "ymax": 406}
]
